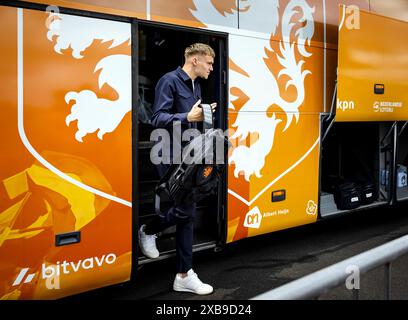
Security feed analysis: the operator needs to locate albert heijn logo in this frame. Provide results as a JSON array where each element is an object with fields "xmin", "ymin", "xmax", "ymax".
[
  {"xmin": 243, "ymin": 206, "xmax": 262, "ymax": 229},
  {"xmin": 12, "ymin": 268, "xmax": 37, "ymax": 286}
]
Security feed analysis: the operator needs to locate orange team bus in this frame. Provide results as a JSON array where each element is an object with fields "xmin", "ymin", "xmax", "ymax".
[{"xmin": 0, "ymin": 0, "xmax": 407, "ymax": 299}]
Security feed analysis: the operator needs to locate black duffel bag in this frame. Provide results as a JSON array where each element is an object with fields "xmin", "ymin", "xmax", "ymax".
[
  {"xmin": 358, "ymin": 181, "xmax": 377, "ymax": 205},
  {"xmin": 333, "ymin": 181, "xmax": 361, "ymax": 210}
]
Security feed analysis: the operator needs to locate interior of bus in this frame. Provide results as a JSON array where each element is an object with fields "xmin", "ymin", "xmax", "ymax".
[
  {"xmin": 136, "ymin": 22, "xmax": 228, "ymax": 263},
  {"xmin": 320, "ymin": 122, "xmax": 394, "ymax": 217},
  {"xmin": 396, "ymin": 122, "xmax": 408, "ymax": 202}
]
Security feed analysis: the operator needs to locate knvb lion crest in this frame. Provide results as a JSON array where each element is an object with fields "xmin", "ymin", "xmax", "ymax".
[{"xmin": 46, "ymin": 0, "xmax": 314, "ymax": 182}]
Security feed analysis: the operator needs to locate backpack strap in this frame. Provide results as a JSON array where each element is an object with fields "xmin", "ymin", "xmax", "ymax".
[
  {"xmin": 154, "ymin": 164, "xmax": 177, "ymax": 216},
  {"xmin": 154, "ymin": 182, "xmax": 169, "ymax": 217}
]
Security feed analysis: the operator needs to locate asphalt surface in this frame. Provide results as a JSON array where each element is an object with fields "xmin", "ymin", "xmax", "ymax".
[{"xmin": 68, "ymin": 204, "xmax": 408, "ymax": 300}]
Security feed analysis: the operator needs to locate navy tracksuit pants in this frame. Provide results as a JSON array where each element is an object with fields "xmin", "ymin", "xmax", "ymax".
[{"xmin": 144, "ymin": 163, "xmax": 196, "ymax": 273}]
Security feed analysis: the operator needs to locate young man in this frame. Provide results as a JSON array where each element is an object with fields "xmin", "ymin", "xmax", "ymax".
[{"xmin": 139, "ymin": 43, "xmax": 217, "ymax": 295}]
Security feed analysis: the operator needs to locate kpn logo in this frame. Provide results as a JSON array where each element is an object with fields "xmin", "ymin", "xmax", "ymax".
[
  {"xmin": 244, "ymin": 206, "xmax": 262, "ymax": 229},
  {"xmin": 12, "ymin": 253, "xmax": 117, "ymax": 289},
  {"xmin": 337, "ymin": 98, "xmax": 355, "ymax": 111}
]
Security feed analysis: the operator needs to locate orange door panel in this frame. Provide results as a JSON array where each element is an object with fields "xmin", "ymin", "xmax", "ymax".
[
  {"xmin": 337, "ymin": 6, "xmax": 408, "ymax": 122},
  {"xmin": 226, "ymin": 0, "xmax": 323, "ymax": 243},
  {"xmin": 0, "ymin": 7, "xmax": 132, "ymax": 299},
  {"xmin": 227, "ymin": 112, "xmax": 320, "ymax": 243}
]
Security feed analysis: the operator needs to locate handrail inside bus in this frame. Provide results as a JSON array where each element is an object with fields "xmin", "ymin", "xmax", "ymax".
[
  {"xmin": 321, "ymin": 116, "xmax": 335, "ymax": 143},
  {"xmin": 381, "ymin": 121, "xmax": 397, "ymax": 146},
  {"xmin": 326, "ymin": 80, "xmax": 337, "ymax": 122},
  {"xmin": 398, "ymin": 121, "xmax": 408, "ymax": 137},
  {"xmin": 321, "ymin": 81, "xmax": 337, "ymax": 143}
]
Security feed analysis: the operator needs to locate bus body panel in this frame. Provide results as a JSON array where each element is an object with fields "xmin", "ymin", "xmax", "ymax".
[
  {"xmin": 18, "ymin": 0, "xmax": 147, "ymax": 19},
  {"xmin": 0, "ymin": 7, "xmax": 132, "ymax": 299},
  {"xmin": 224, "ymin": 0, "xmax": 326, "ymax": 242},
  {"xmin": 0, "ymin": 0, "xmax": 407, "ymax": 299},
  {"xmin": 227, "ymin": 112, "xmax": 320, "ymax": 242},
  {"xmin": 337, "ymin": 6, "xmax": 408, "ymax": 122}
]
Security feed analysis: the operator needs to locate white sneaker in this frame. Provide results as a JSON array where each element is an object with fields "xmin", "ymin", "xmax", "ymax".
[
  {"xmin": 139, "ymin": 225, "xmax": 159, "ymax": 259},
  {"xmin": 173, "ymin": 269, "xmax": 213, "ymax": 295}
]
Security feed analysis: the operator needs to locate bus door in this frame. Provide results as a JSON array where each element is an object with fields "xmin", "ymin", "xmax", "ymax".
[{"xmin": 135, "ymin": 20, "xmax": 228, "ymax": 262}]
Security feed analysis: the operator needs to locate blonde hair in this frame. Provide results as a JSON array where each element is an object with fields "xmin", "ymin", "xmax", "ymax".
[{"xmin": 184, "ymin": 43, "xmax": 215, "ymax": 60}]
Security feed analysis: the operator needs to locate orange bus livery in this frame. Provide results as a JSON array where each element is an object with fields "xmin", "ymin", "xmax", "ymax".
[{"xmin": 0, "ymin": 0, "xmax": 407, "ymax": 299}]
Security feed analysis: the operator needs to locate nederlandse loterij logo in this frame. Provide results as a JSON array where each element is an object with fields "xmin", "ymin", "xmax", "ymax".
[
  {"xmin": 12, "ymin": 253, "xmax": 117, "ymax": 289},
  {"xmin": 373, "ymin": 101, "xmax": 380, "ymax": 112},
  {"xmin": 373, "ymin": 101, "xmax": 402, "ymax": 113},
  {"xmin": 243, "ymin": 206, "xmax": 262, "ymax": 229}
]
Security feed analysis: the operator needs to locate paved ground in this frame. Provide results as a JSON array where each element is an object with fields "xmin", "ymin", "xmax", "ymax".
[{"xmin": 68, "ymin": 204, "xmax": 408, "ymax": 300}]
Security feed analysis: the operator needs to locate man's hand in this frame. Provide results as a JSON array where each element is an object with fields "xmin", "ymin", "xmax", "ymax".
[{"xmin": 187, "ymin": 99, "xmax": 203, "ymax": 122}]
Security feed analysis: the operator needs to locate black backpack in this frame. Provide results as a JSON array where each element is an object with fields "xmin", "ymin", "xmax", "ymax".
[{"xmin": 154, "ymin": 104, "xmax": 228, "ymax": 217}]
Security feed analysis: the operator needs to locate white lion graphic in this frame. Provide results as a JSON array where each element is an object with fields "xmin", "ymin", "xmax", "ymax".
[
  {"xmin": 191, "ymin": 0, "xmax": 315, "ymax": 181},
  {"xmin": 47, "ymin": 13, "xmax": 131, "ymax": 142}
]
